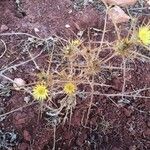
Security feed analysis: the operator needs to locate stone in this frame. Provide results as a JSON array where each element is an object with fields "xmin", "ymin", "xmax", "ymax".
[
  {"xmin": 13, "ymin": 78, "xmax": 26, "ymax": 90},
  {"xmin": 34, "ymin": 27, "xmax": 39, "ymax": 32},
  {"xmin": 65, "ymin": 24, "xmax": 71, "ymax": 28},
  {"xmin": 23, "ymin": 130, "xmax": 31, "ymax": 141},
  {"xmin": 0, "ymin": 24, "xmax": 9, "ymax": 32},
  {"xmin": 104, "ymin": 0, "xmax": 137, "ymax": 7},
  {"xmin": 108, "ymin": 6, "xmax": 130, "ymax": 24}
]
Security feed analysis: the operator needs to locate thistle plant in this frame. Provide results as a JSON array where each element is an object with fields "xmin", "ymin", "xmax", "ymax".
[{"xmin": 0, "ymin": 13, "xmax": 150, "ymax": 129}]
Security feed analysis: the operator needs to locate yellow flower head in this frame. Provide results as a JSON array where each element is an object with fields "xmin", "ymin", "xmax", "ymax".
[
  {"xmin": 32, "ymin": 84, "xmax": 48, "ymax": 101},
  {"xmin": 71, "ymin": 39, "xmax": 81, "ymax": 47},
  {"xmin": 64, "ymin": 82, "xmax": 76, "ymax": 95},
  {"xmin": 138, "ymin": 26, "xmax": 150, "ymax": 45},
  {"xmin": 63, "ymin": 40, "xmax": 81, "ymax": 59},
  {"xmin": 64, "ymin": 39, "xmax": 81, "ymax": 54}
]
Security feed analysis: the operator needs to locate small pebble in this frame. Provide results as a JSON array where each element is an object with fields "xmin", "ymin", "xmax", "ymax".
[
  {"xmin": 23, "ymin": 130, "xmax": 31, "ymax": 141},
  {"xmin": 13, "ymin": 78, "xmax": 26, "ymax": 90},
  {"xmin": 34, "ymin": 27, "xmax": 39, "ymax": 32},
  {"xmin": 77, "ymin": 30, "xmax": 84, "ymax": 37},
  {"xmin": 1, "ymin": 24, "xmax": 9, "ymax": 32},
  {"xmin": 24, "ymin": 96, "xmax": 30, "ymax": 103},
  {"xmin": 65, "ymin": 24, "xmax": 70, "ymax": 28}
]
